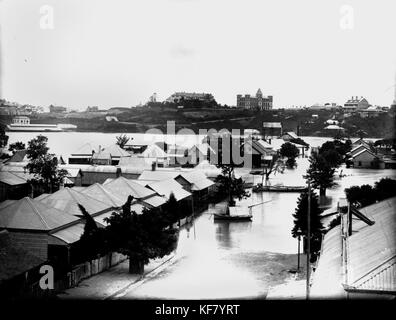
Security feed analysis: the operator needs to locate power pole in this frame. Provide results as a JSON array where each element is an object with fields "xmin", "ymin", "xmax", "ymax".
[{"xmin": 306, "ymin": 182, "xmax": 311, "ymax": 300}]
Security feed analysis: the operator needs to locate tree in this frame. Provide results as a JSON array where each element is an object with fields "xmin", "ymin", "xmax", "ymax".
[
  {"xmin": 105, "ymin": 196, "xmax": 178, "ymax": 274},
  {"xmin": 215, "ymin": 164, "xmax": 250, "ymax": 206},
  {"xmin": 345, "ymin": 178, "xmax": 396, "ymax": 207},
  {"xmin": 305, "ymin": 152, "xmax": 336, "ymax": 196},
  {"xmin": 319, "ymin": 139, "xmax": 351, "ymax": 167},
  {"xmin": 344, "ymin": 184, "xmax": 377, "ymax": 208},
  {"xmin": 24, "ymin": 135, "xmax": 68, "ymax": 193},
  {"xmin": 280, "ymin": 142, "xmax": 299, "ymax": 168},
  {"xmin": 162, "ymin": 192, "xmax": 182, "ymax": 225},
  {"xmin": 8, "ymin": 141, "xmax": 26, "ymax": 154},
  {"xmin": 374, "ymin": 178, "xmax": 396, "ymax": 201},
  {"xmin": 291, "ymin": 191, "xmax": 324, "ymax": 262},
  {"xmin": 77, "ymin": 204, "xmax": 110, "ymax": 262},
  {"xmin": 115, "ymin": 134, "xmax": 130, "ymax": 148},
  {"xmin": 0, "ymin": 128, "xmax": 9, "ymax": 149},
  {"xmin": 262, "ymin": 154, "xmax": 285, "ymax": 185}
]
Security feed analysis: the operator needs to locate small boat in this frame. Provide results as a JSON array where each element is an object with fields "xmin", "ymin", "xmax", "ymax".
[
  {"xmin": 252, "ymin": 184, "xmax": 308, "ymax": 193},
  {"xmin": 213, "ymin": 205, "xmax": 252, "ymax": 221}
]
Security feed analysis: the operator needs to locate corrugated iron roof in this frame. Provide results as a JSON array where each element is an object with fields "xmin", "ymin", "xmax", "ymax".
[
  {"xmin": 81, "ymin": 183, "xmax": 124, "ymax": 207},
  {"xmin": 102, "ymin": 144, "xmax": 131, "ymax": 158},
  {"xmin": 0, "ymin": 230, "xmax": 46, "ymax": 282},
  {"xmin": 0, "ymin": 197, "xmax": 78, "ymax": 231},
  {"xmin": 103, "ymin": 176, "xmax": 156, "ymax": 201},
  {"xmin": 49, "ymin": 222, "xmax": 85, "ymax": 244},
  {"xmin": 310, "ymin": 225, "xmax": 345, "ymax": 298},
  {"xmin": 140, "ymin": 195, "xmax": 167, "ymax": 208},
  {"xmin": 138, "ymin": 170, "xmax": 182, "ymax": 181},
  {"xmin": 181, "ymin": 171, "xmax": 214, "ymax": 191},
  {"xmin": 0, "ymin": 171, "xmax": 27, "ymax": 185},
  {"xmin": 39, "ymin": 187, "xmax": 111, "ymax": 217},
  {"xmin": 347, "ymin": 198, "xmax": 396, "ymax": 291},
  {"xmin": 147, "ymin": 179, "xmax": 191, "ymax": 201}
]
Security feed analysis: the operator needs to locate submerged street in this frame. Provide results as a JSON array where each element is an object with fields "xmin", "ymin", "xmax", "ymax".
[{"xmin": 115, "ymin": 158, "xmax": 394, "ymax": 299}]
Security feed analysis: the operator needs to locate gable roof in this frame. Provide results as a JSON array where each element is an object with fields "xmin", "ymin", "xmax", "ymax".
[
  {"xmin": 141, "ymin": 144, "xmax": 168, "ymax": 158},
  {"xmin": 189, "ymin": 143, "xmax": 216, "ymax": 156},
  {"xmin": 180, "ymin": 171, "xmax": 214, "ymax": 191},
  {"xmin": 39, "ymin": 187, "xmax": 111, "ymax": 217},
  {"xmin": 0, "ymin": 171, "xmax": 27, "ymax": 186},
  {"xmin": 351, "ymin": 148, "xmax": 377, "ymax": 159},
  {"xmin": 0, "ymin": 197, "xmax": 78, "ymax": 231},
  {"xmin": 72, "ymin": 142, "xmax": 97, "ymax": 155},
  {"xmin": 138, "ymin": 170, "xmax": 183, "ymax": 181},
  {"xmin": 147, "ymin": 179, "xmax": 191, "ymax": 201},
  {"xmin": 283, "ymin": 132, "xmax": 299, "ymax": 139},
  {"xmin": 80, "ymin": 183, "xmax": 124, "ymax": 207},
  {"xmin": 102, "ymin": 144, "xmax": 131, "ymax": 158},
  {"xmin": 6, "ymin": 150, "xmax": 27, "ymax": 163},
  {"xmin": 103, "ymin": 176, "xmax": 156, "ymax": 201},
  {"xmin": 92, "ymin": 151, "xmax": 112, "ymax": 160},
  {"xmin": 0, "ymin": 230, "xmax": 46, "ymax": 282},
  {"xmin": 346, "ymin": 197, "xmax": 396, "ymax": 292}
]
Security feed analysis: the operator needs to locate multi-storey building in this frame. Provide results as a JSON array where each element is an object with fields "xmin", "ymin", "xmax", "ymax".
[
  {"xmin": 166, "ymin": 92, "xmax": 215, "ymax": 104},
  {"xmin": 236, "ymin": 89, "xmax": 273, "ymax": 110},
  {"xmin": 343, "ymin": 96, "xmax": 370, "ymax": 112}
]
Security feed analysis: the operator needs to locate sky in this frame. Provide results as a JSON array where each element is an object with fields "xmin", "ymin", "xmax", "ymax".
[{"xmin": 0, "ymin": 0, "xmax": 395, "ymax": 110}]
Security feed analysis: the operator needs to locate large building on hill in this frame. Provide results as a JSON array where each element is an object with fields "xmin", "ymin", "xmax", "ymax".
[
  {"xmin": 236, "ymin": 89, "xmax": 273, "ymax": 110},
  {"xmin": 343, "ymin": 96, "xmax": 370, "ymax": 112},
  {"xmin": 166, "ymin": 92, "xmax": 215, "ymax": 104}
]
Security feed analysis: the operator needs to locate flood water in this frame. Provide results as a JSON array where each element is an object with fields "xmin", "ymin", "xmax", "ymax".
[{"xmin": 5, "ymin": 132, "xmax": 395, "ymax": 299}]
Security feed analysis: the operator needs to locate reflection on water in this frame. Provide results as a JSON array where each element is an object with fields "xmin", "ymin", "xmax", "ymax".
[
  {"xmin": 6, "ymin": 132, "xmax": 394, "ymax": 299},
  {"xmin": 121, "ymin": 157, "xmax": 394, "ymax": 299}
]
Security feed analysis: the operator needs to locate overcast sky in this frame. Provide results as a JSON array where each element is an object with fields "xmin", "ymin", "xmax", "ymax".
[{"xmin": 0, "ymin": 0, "xmax": 395, "ymax": 109}]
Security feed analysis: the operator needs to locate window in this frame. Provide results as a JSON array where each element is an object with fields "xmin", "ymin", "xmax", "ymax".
[{"xmin": 358, "ymin": 161, "xmax": 362, "ymax": 166}]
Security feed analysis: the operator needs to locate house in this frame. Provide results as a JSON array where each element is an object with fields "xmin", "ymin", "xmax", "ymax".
[
  {"xmin": 59, "ymin": 166, "xmax": 83, "ymax": 187},
  {"xmin": 102, "ymin": 176, "xmax": 166, "ymax": 209},
  {"xmin": 79, "ymin": 165, "xmax": 121, "ymax": 185},
  {"xmin": 343, "ymin": 96, "xmax": 370, "ymax": 112},
  {"xmin": 179, "ymin": 171, "xmax": 215, "ymax": 205},
  {"xmin": 100, "ymin": 144, "xmax": 131, "ymax": 165},
  {"xmin": 281, "ymin": 131, "xmax": 299, "ymax": 142},
  {"xmin": 350, "ymin": 148, "xmax": 380, "ymax": 168},
  {"xmin": 351, "ymin": 138, "xmax": 371, "ymax": 149},
  {"xmin": 0, "ymin": 197, "xmax": 79, "ymax": 260},
  {"xmin": 145, "ymin": 179, "xmax": 192, "ymax": 202},
  {"xmin": 186, "ymin": 143, "xmax": 216, "ymax": 166},
  {"xmin": 140, "ymin": 144, "xmax": 168, "ymax": 167},
  {"xmin": 358, "ymin": 106, "xmax": 384, "ymax": 118},
  {"xmin": 79, "ymin": 183, "xmax": 124, "ymax": 208},
  {"xmin": 0, "ymin": 230, "xmax": 48, "ymax": 299},
  {"xmin": 311, "ymin": 197, "xmax": 396, "ymax": 298},
  {"xmin": 92, "ymin": 151, "xmax": 112, "ymax": 165},
  {"xmin": 0, "ymin": 171, "xmax": 30, "ymax": 201},
  {"xmin": 263, "ymin": 122, "xmax": 282, "ymax": 138},
  {"xmin": 347, "ymin": 144, "xmax": 370, "ymax": 157},
  {"xmin": 68, "ymin": 143, "xmax": 96, "ymax": 165},
  {"xmin": 138, "ymin": 169, "xmax": 184, "ymax": 182},
  {"xmin": 242, "ymin": 139, "xmax": 275, "ymax": 168},
  {"xmin": 38, "ymin": 187, "xmax": 112, "ymax": 218}
]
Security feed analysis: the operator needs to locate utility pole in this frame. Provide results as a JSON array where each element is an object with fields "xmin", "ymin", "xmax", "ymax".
[{"xmin": 306, "ymin": 181, "xmax": 311, "ymax": 300}]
